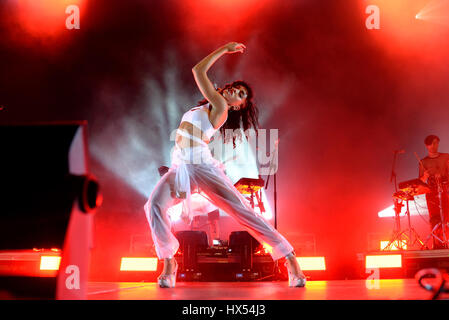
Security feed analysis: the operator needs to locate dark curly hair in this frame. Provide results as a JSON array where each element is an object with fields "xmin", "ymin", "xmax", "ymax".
[
  {"xmin": 424, "ymin": 135, "xmax": 440, "ymax": 146},
  {"xmin": 196, "ymin": 80, "xmax": 259, "ymax": 147}
]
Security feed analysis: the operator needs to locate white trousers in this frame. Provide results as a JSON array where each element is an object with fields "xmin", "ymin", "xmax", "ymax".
[{"xmin": 144, "ymin": 163, "xmax": 294, "ymax": 261}]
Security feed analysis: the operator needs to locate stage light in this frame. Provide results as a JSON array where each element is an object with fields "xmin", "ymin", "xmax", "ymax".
[
  {"xmin": 12, "ymin": 0, "xmax": 86, "ymax": 38},
  {"xmin": 365, "ymin": 254, "xmax": 402, "ymax": 268},
  {"xmin": 380, "ymin": 240, "xmax": 407, "ymax": 251},
  {"xmin": 262, "ymin": 243, "xmax": 273, "ymax": 254},
  {"xmin": 378, "ymin": 195, "xmax": 427, "ymax": 218},
  {"xmin": 415, "ymin": 0, "xmax": 449, "ymax": 26},
  {"xmin": 254, "ymin": 243, "xmax": 273, "ymax": 255},
  {"xmin": 378, "ymin": 205, "xmax": 404, "ymax": 218},
  {"xmin": 40, "ymin": 256, "xmax": 61, "ymax": 271},
  {"xmin": 120, "ymin": 257, "xmax": 158, "ymax": 271},
  {"xmin": 296, "ymin": 257, "xmax": 326, "ymax": 271}
]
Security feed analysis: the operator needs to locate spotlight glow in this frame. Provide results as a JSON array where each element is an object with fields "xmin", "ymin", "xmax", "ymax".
[
  {"xmin": 120, "ymin": 257, "xmax": 158, "ymax": 271},
  {"xmin": 378, "ymin": 194, "xmax": 428, "ymax": 218},
  {"xmin": 296, "ymin": 257, "xmax": 326, "ymax": 271},
  {"xmin": 415, "ymin": 0, "xmax": 449, "ymax": 26},
  {"xmin": 13, "ymin": 0, "xmax": 86, "ymax": 37},
  {"xmin": 365, "ymin": 254, "xmax": 402, "ymax": 268},
  {"xmin": 40, "ymin": 256, "xmax": 61, "ymax": 271}
]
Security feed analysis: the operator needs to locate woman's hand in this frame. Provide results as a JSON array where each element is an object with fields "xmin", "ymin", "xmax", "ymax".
[{"xmin": 224, "ymin": 42, "xmax": 246, "ymax": 54}]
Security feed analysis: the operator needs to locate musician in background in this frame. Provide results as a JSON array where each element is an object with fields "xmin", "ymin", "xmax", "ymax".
[{"xmin": 419, "ymin": 135, "xmax": 449, "ymax": 249}]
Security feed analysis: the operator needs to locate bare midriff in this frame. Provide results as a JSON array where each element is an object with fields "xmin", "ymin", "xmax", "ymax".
[{"xmin": 175, "ymin": 121, "xmax": 210, "ymax": 149}]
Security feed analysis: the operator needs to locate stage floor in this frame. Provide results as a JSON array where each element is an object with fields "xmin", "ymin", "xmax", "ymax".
[{"xmin": 86, "ymin": 279, "xmax": 441, "ymax": 300}]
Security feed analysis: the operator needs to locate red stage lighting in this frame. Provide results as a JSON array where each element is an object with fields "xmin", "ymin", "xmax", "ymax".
[
  {"xmin": 0, "ymin": 249, "xmax": 61, "ymax": 277},
  {"xmin": 254, "ymin": 243, "xmax": 273, "ymax": 256},
  {"xmin": 119, "ymin": 257, "xmax": 158, "ymax": 272},
  {"xmin": 296, "ymin": 257, "xmax": 326, "ymax": 271},
  {"xmin": 13, "ymin": 0, "xmax": 85, "ymax": 38},
  {"xmin": 40, "ymin": 256, "xmax": 61, "ymax": 271},
  {"xmin": 358, "ymin": 0, "xmax": 445, "ymax": 53},
  {"xmin": 178, "ymin": 0, "xmax": 271, "ymax": 41},
  {"xmin": 366, "ymin": 254, "xmax": 402, "ymax": 268}
]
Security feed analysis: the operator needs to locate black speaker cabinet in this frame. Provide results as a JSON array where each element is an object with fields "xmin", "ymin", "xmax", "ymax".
[
  {"xmin": 229, "ymin": 231, "xmax": 261, "ymax": 270},
  {"xmin": 175, "ymin": 231, "xmax": 208, "ymax": 271},
  {"xmin": 0, "ymin": 122, "xmax": 100, "ymax": 299}
]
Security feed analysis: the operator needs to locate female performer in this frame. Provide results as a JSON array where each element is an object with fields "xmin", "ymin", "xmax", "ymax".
[{"xmin": 144, "ymin": 42, "xmax": 306, "ymax": 288}]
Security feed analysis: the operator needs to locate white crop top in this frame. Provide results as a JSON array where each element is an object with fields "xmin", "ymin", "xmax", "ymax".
[{"xmin": 178, "ymin": 103, "xmax": 219, "ymax": 141}]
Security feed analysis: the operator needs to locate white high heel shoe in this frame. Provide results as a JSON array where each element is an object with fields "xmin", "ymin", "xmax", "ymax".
[
  {"xmin": 158, "ymin": 259, "xmax": 178, "ymax": 288},
  {"xmin": 284, "ymin": 260, "xmax": 306, "ymax": 287}
]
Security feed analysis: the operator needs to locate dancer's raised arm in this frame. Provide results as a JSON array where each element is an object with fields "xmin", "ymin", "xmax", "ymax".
[{"xmin": 192, "ymin": 42, "xmax": 246, "ymax": 128}]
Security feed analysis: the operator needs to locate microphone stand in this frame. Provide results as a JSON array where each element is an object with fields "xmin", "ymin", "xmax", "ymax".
[
  {"xmin": 257, "ymin": 139, "xmax": 287, "ymax": 281},
  {"xmin": 264, "ymin": 145, "xmax": 278, "ymax": 229},
  {"xmin": 390, "ymin": 151, "xmax": 399, "ymax": 191},
  {"xmin": 384, "ymin": 150, "xmax": 407, "ymax": 251},
  {"xmin": 384, "ymin": 151, "xmax": 427, "ymax": 251}
]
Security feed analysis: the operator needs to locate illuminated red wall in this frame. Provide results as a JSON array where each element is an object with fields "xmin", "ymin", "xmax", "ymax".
[{"xmin": 1, "ymin": 0, "xmax": 448, "ymax": 280}]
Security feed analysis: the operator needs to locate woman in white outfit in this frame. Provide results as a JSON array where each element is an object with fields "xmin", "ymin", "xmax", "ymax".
[{"xmin": 144, "ymin": 42, "xmax": 306, "ymax": 288}]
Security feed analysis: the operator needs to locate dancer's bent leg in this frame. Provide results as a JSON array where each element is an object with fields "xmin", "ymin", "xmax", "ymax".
[
  {"xmin": 190, "ymin": 165, "xmax": 294, "ymax": 261},
  {"xmin": 144, "ymin": 170, "xmax": 181, "ymax": 260}
]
